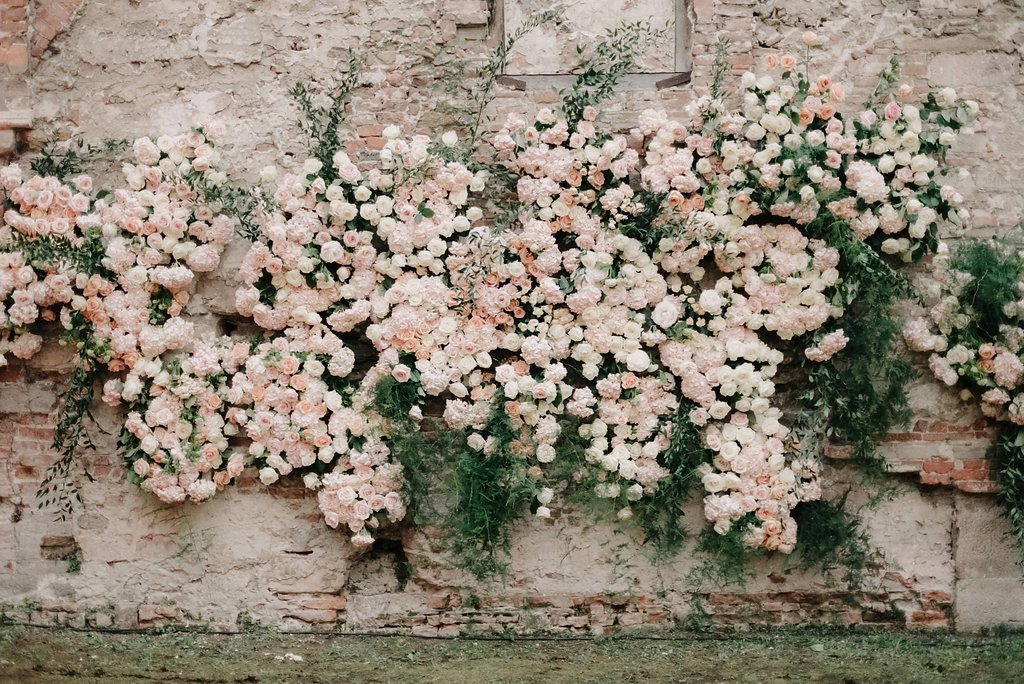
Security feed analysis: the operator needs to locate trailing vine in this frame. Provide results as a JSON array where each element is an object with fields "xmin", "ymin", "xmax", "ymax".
[{"xmin": 906, "ymin": 236, "xmax": 1024, "ymax": 566}]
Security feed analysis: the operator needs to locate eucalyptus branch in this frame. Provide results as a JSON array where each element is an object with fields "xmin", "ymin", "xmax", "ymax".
[
  {"xmin": 468, "ymin": 8, "xmax": 564, "ymax": 145},
  {"xmin": 289, "ymin": 51, "xmax": 363, "ymax": 179},
  {"xmin": 865, "ymin": 56, "xmax": 902, "ymax": 109},
  {"xmin": 29, "ymin": 135, "xmax": 129, "ymax": 181},
  {"xmin": 37, "ymin": 351, "xmax": 101, "ymax": 521},
  {"xmin": 561, "ymin": 21, "xmax": 666, "ymax": 128},
  {"xmin": 709, "ymin": 39, "xmax": 731, "ymax": 100}
]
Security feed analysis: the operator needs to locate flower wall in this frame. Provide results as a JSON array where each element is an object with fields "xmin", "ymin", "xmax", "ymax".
[
  {"xmin": 3, "ymin": 0, "xmax": 1024, "ymax": 632},
  {"xmin": 2, "ymin": 42, "xmax": 978, "ymax": 569}
]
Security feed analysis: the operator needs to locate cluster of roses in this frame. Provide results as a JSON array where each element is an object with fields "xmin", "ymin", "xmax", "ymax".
[
  {"xmin": 623, "ymin": 54, "xmax": 973, "ymax": 550},
  {"xmin": 904, "ymin": 242, "xmax": 1024, "ymax": 425},
  {"xmin": 109, "ymin": 129, "xmax": 484, "ymax": 545},
  {"xmin": 1, "ymin": 128, "xmax": 234, "ymax": 372},
  {"xmin": 0, "ymin": 168, "xmax": 90, "ymax": 363}
]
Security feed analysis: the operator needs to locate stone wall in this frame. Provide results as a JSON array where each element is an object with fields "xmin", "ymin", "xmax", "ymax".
[{"xmin": 2, "ymin": 0, "xmax": 1024, "ymax": 633}]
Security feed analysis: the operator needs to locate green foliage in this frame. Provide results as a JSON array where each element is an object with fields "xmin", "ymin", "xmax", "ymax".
[
  {"xmin": 634, "ymin": 405, "xmax": 711, "ymax": 555},
  {"xmin": 449, "ymin": 402, "xmax": 536, "ymax": 579},
  {"xmin": 796, "ymin": 217, "xmax": 915, "ymax": 474},
  {"xmin": 709, "ymin": 40, "xmax": 731, "ymax": 100},
  {"xmin": 289, "ymin": 51, "xmax": 362, "ymax": 181},
  {"xmin": 990, "ymin": 426, "xmax": 1024, "ymax": 571},
  {"xmin": 947, "ymin": 238, "xmax": 1024, "ymax": 340},
  {"xmin": 29, "ymin": 135, "xmax": 129, "ymax": 181},
  {"xmin": 37, "ymin": 354, "xmax": 100, "ymax": 520},
  {"xmin": 935, "ymin": 239, "xmax": 1024, "ymax": 568},
  {"xmin": 864, "ymin": 56, "xmax": 902, "ymax": 110},
  {"xmin": 615, "ymin": 190, "xmax": 679, "ymax": 254},
  {"xmin": 188, "ymin": 171, "xmax": 273, "ymax": 243},
  {"xmin": 65, "ymin": 548, "xmax": 83, "ymax": 575},
  {"xmin": 11, "ymin": 225, "xmax": 111, "ymax": 523},
  {"xmin": 388, "ymin": 422, "xmax": 451, "ymax": 527},
  {"xmin": 561, "ymin": 22, "xmax": 666, "ymax": 128},
  {"xmin": 691, "ymin": 520, "xmax": 759, "ymax": 589},
  {"xmin": 11, "ymin": 227, "xmax": 110, "ymax": 279},
  {"xmin": 790, "ymin": 493, "xmax": 872, "ymax": 589},
  {"xmin": 373, "ymin": 375, "xmax": 421, "ymax": 425}
]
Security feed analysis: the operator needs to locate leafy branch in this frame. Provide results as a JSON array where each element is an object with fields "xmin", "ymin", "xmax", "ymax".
[
  {"xmin": 37, "ymin": 351, "xmax": 101, "ymax": 520},
  {"xmin": 864, "ymin": 56, "xmax": 902, "ymax": 109},
  {"xmin": 991, "ymin": 426, "xmax": 1024, "ymax": 570},
  {"xmin": 289, "ymin": 50, "xmax": 363, "ymax": 180},
  {"xmin": 29, "ymin": 135, "xmax": 129, "ymax": 181},
  {"xmin": 561, "ymin": 21, "xmax": 666, "ymax": 127},
  {"xmin": 710, "ymin": 39, "xmax": 731, "ymax": 100}
]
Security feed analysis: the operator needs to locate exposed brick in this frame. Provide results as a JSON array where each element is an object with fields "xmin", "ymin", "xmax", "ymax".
[
  {"xmin": 922, "ymin": 458, "xmax": 954, "ymax": 474},
  {"xmin": 300, "ymin": 596, "xmax": 347, "ymax": 611},
  {"xmin": 920, "ymin": 472, "xmax": 951, "ymax": 486},
  {"xmin": 284, "ymin": 609, "xmax": 337, "ymax": 624}
]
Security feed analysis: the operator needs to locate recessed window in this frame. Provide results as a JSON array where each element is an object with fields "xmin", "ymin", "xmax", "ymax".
[{"xmin": 499, "ymin": 0, "xmax": 690, "ymax": 84}]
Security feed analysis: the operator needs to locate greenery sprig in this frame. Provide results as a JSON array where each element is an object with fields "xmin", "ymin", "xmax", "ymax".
[
  {"xmin": 468, "ymin": 9, "xmax": 564, "ymax": 144},
  {"xmin": 289, "ymin": 51, "xmax": 363, "ymax": 181},
  {"xmin": 560, "ymin": 21, "xmax": 666, "ymax": 128},
  {"xmin": 991, "ymin": 426, "xmax": 1024, "ymax": 570},
  {"xmin": 29, "ymin": 135, "xmax": 129, "ymax": 181}
]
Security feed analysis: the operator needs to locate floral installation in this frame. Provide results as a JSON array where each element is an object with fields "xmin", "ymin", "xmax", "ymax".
[
  {"xmin": 3, "ymin": 31, "xmax": 987, "ymax": 576},
  {"xmin": 0, "ymin": 166, "xmax": 88, "ymax": 365},
  {"xmin": 904, "ymin": 238, "xmax": 1024, "ymax": 562},
  {"xmin": 1, "ymin": 127, "xmax": 238, "ymax": 516}
]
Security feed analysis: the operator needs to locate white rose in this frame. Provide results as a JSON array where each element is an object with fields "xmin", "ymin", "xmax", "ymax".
[
  {"xmin": 536, "ymin": 444, "xmax": 556, "ymax": 463},
  {"xmin": 140, "ymin": 435, "xmax": 159, "ymax": 455},
  {"xmin": 259, "ymin": 467, "xmax": 279, "ymax": 485},
  {"xmin": 537, "ymin": 487, "xmax": 554, "ymax": 506},
  {"xmin": 702, "ymin": 473, "xmax": 726, "ymax": 493},
  {"xmin": 709, "ymin": 401, "xmax": 731, "ymax": 420},
  {"xmin": 625, "ymin": 349, "xmax": 651, "ymax": 373}
]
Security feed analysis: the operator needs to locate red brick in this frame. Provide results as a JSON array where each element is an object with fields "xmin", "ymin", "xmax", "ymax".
[
  {"xmin": 958, "ymin": 458, "xmax": 991, "ymax": 471},
  {"xmin": 882, "ymin": 432, "xmax": 922, "ymax": 442},
  {"xmin": 355, "ymin": 124, "xmax": 384, "ymax": 137},
  {"xmin": 300, "ymin": 596, "xmax": 347, "ymax": 611},
  {"xmin": 15, "ymin": 426, "xmax": 54, "ymax": 440},
  {"xmin": 922, "ymin": 458, "xmax": 954, "ymax": 474},
  {"xmin": 909, "ymin": 610, "xmax": 949, "ymax": 628},
  {"xmin": 920, "ymin": 472, "xmax": 951, "ymax": 486}
]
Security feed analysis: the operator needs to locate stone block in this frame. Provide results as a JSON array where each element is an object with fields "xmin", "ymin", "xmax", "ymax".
[
  {"xmin": 954, "ymin": 494, "xmax": 1020, "ymax": 579},
  {"xmin": 0, "ymin": 128, "xmax": 15, "ymax": 155},
  {"xmin": 956, "ymin": 578, "xmax": 1024, "ymax": 629},
  {"xmin": 927, "ymin": 53, "xmax": 1020, "ymax": 87}
]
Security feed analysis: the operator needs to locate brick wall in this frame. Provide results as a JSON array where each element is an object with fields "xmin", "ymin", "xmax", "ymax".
[
  {"xmin": 0, "ymin": 0, "xmax": 30, "ymax": 155},
  {"xmin": 2, "ymin": 0, "xmax": 1024, "ymax": 633}
]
